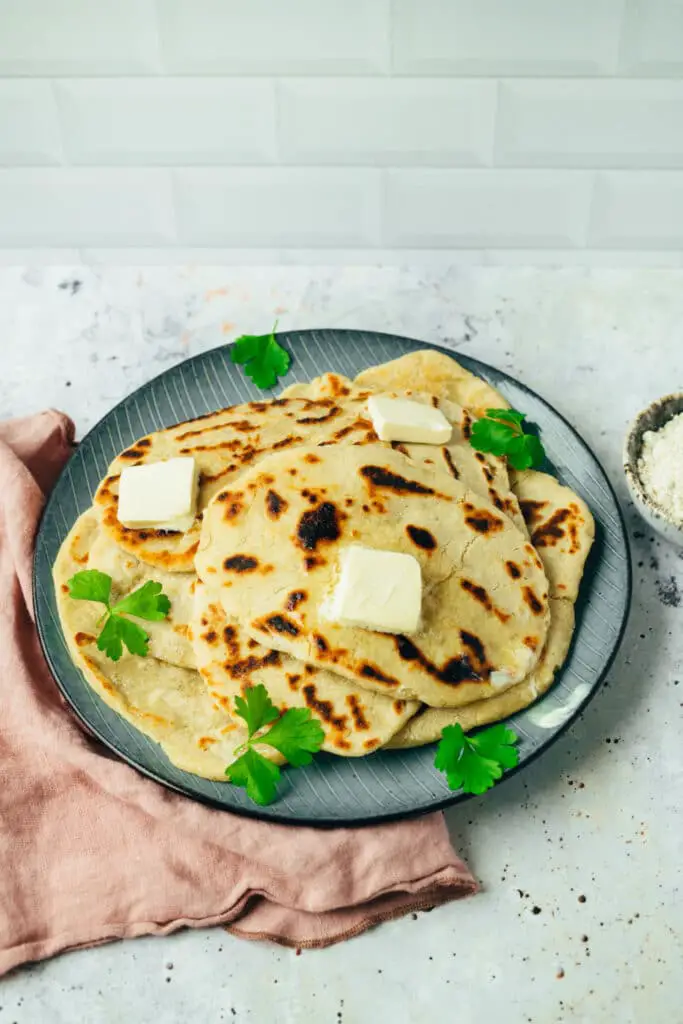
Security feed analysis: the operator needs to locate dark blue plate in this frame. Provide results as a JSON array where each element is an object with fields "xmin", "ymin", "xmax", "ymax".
[{"xmin": 33, "ymin": 330, "xmax": 631, "ymax": 826}]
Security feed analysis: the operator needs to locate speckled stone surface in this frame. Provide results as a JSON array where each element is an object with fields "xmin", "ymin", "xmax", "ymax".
[{"xmin": 1, "ymin": 267, "xmax": 681, "ymax": 1024}]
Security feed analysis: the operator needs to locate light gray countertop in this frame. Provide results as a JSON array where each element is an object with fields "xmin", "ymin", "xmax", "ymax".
[{"xmin": 1, "ymin": 267, "xmax": 681, "ymax": 1024}]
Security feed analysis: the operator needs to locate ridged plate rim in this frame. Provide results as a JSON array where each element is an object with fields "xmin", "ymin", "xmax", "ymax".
[{"xmin": 33, "ymin": 330, "xmax": 632, "ymax": 827}]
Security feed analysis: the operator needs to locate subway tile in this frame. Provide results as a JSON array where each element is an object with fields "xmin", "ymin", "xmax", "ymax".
[
  {"xmin": 57, "ymin": 79, "xmax": 276, "ymax": 165},
  {"xmin": 0, "ymin": 170, "xmax": 174, "ymax": 246},
  {"xmin": 81, "ymin": 248, "xmax": 280, "ymax": 265},
  {"xmin": 279, "ymin": 79, "xmax": 495, "ymax": 166},
  {"xmin": 0, "ymin": 0, "xmax": 159, "ymax": 75},
  {"xmin": 385, "ymin": 170, "xmax": 592, "ymax": 247},
  {"xmin": 159, "ymin": 0, "xmax": 389, "ymax": 74},
  {"xmin": 0, "ymin": 81, "xmax": 61, "ymax": 164},
  {"xmin": 277, "ymin": 248, "xmax": 494, "ymax": 265},
  {"xmin": 621, "ymin": 0, "xmax": 683, "ymax": 75},
  {"xmin": 393, "ymin": 0, "xmax": 622, "ymax": 75},
  {"xmin": 485, "ymin": 249, "xmax": 683, "ymax": 267},
  {"xmin": 497, "ymin": 80, "xmax": 683, "ymax": 168},
  {"xmin": 0, "ymin": 248, "xmax": 82, "ymax": 264},
  {"xmin": 174, "ymin": 169, "xmax": 381, "ymax": 247},
  {"xmin": 590, "ymin": 172, "xmax": 683, "ymax": 248}
]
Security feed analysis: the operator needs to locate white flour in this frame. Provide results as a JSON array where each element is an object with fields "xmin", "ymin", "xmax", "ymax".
[{"xmin": 638, "ymin": 411, "xmax": 683, "ymax": 524}]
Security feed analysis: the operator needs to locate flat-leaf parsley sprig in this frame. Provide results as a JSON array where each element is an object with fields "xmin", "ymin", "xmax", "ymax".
[
  {"xmin": 66, "ymin": 570, "xmax": 171, "ymax": 661},
  {"xmin": 226, "ymin": 684, "xmax": 325, "ymax": 805},
  {"xmin": 470, "ymin": 408, "xmax": 545, "ymax": 471},
  {"xmin": 435, "ymin": 723, "xmax": 520, "ymax": 795},
  {"xmin": 230, "ymin": 321, "xmax": 291, "ymax": 390}
]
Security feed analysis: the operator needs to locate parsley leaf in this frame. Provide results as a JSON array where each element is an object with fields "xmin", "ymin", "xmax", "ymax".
[
  {"xmin": 231, "ymin": 333, "xmax": 269, "ymax": 363},
  {"xmin": 230, "ymin": 321, "xmax": 291, "ymax": 390},
  {"xmin": 435, "ymin": 723, "xmax": 520, "ymax": 795},
  {"xmin": 485, "ymin": 409, "xmax": 525, "ymax": 427},
  {"xmin": 66, "ymin": 571, "xmax": 171, "ymax": 662},
  {"xmin": 470, "ymin": 408, "xmax": 545, "ymax": 471},
  {"xmin": 96, "ymin": 613, "xmax": 125, "ymax": 661},
  {"xmin": 112, "ymin": 580, "xmax": 171, "ymax": 621},
  {"xmin": 263, "ymin": 708, "xmax": 326, "ymax": 768},
  {"xmin": 66, "ymin": 568, "xmax": 112, "ymax": 605},
  {"xmin": 233, "ymin": 684, "xmax": 280, "ymax": 737},
  {"xmin": 113, "ymin": 616, "xmax": 151, "ymax": 658},
  {"xmin": 226, "ymin": 747, "xmax": 282, "ymax": 806},
  {"xmin": 225, "ymin": 683, "xmax": 325, "ymax": 805}
]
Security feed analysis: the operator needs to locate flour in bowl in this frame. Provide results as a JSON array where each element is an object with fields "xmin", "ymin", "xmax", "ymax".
[{"xmin": 638, "ymin": 412, "xmax": 683, "ymax": 524}]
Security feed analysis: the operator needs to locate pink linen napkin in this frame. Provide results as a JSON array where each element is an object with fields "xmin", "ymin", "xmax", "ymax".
[{"xmin": 0, "ymin": 411, "xmax": 476, "ymax": 978}]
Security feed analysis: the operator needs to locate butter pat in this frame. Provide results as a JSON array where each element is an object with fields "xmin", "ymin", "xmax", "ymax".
[
  {"xmin": 117, "ymin": 457, "xmax": 199, "ymax": 533},
  {"xmin": 490, "ymin": 669, "xmax": 516, "ymax": 689},
  {"xmin": 490, "ymin": 647, "xmax": 536, "ymax": 688},
  {"xmin": 323, "ymin": 545, "xmax": 422, "ymax": 635},
  {"xmin": 367, "ymin": 395, "xmax": 452, "ymax": 445}
]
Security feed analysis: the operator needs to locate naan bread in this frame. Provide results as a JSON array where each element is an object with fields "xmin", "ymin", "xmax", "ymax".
[
  {"xmin": 197, "ymin": 444, "xmax": 550, "ymax": 707},
  {"xmin": 355, "ymin": 349, "xmax": 508, "ymax": 418},
  {"xmin": 512, "ymin": 470, "xmax": 594, "ymax": 601},
  {"xmin": 289, "ymin": 371, "xmax": 527, "ymax": 533},
  {"xmin": 93, "ymin": 382, "xmax": 379, "ymax": 572},
  {"xmin": 53, "ymin": 510, "xmax": 257, "ymax": 780},
  {"xmin": 87, "ymin": 526, "xmax": 196, "ymax": 668},
  {"xmin": 78, "ymin": 512, "xmax": 417, "ymax": 758},
  {"xmin": 280, "ymin": 373, "xmax": 352, "ymax": 400},
  {"xmin": 388, "ymin": 598, "xmax": 574, "ymax": 746},
  {"xmin": 407, "ymin": 394, "xmax": 526, "ymax": 535},
  {"xmin": 52, "ymin": 350, "xmax": 595, "ymax": 780},
  {"xmin": 94, "ymin": 371, "xmax": 520, "ymax": 573},
  {"xmin": 57, "ymin": 507, "xmax": 416, "ymax": 765},
  {"xmin": 191, "ymin": 581, "xmax": 419, "ymax": 756},
  {"xmin": 389, "ymin": 471, "xmax": 593, "ymax": 744}
]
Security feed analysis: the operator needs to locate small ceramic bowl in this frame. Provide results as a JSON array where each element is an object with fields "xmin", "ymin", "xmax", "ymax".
[{"xmin": 624, "ymin": 392, "xmax": 683, "ymax": 549}]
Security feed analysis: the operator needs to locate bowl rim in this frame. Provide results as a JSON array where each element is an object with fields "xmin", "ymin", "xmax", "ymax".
[{"xmin": 623, "ymin": 391, "xmax": 683, "ymax": 532}]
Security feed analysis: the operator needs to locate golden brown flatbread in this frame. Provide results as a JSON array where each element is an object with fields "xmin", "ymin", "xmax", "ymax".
[
  {"xmin": 191, "ymin": 580, "xmax": 419, "ymax": 757},
  {"xmin": 93, "ymin": 364, "xmax": 514, "ymax": 574},
  {"xmin": 53, "ymin": 349, "xmax": 595, "ymax": 778},
  {"xmin": 197, "ymin": 443, "xmax": 550, "ymax": 707},
  {"xmin": 512, "ymin": 470, "xmax": 594, "ymax": 601},
  {"xmin": 53, "ymin": 510, "xmax": 257, "ymax": 780},
  {"xmin": 87, "ymin": 525, "xmax": 196, "ymax": 668},
  {"xmin": 93, "ymin": 380, "xmax": 378, "ymax": 572},
  {"xmin": 389, "ymin": 471, "xmax": 593, "ymax": 744},
  {"xmin": 388, "ymin": 598, "xmax": 574, "ymax": 747},
  {"xmin": 355, "ymin": 349, "xmax": 508, "ymax": 418}
]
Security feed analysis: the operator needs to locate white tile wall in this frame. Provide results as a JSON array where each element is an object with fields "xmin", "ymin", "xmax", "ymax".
[
  {"xmin": 0, "ymin": 1, "xmax": 681, "ymax": 258},
  {"xmin": 0, "ymin": 81, "xmax": 62, "ymax": 165},
  {"xmin": 0, "ymin": 170, "xmax": 174, "ymax": 245},
  {"xmin": 0, "ymin": 0, "xmax": 160, "ymax": 76},
  {"xmin": 590, "ymin": 172, "xmax": 683, "ymax": 248},
  {"xmin": 392, "ymin": 0, "xmax": 624, "ymax": 76},
  {"xmin": 620, "ymin": 0, "xmax": 683, "ymax": 76},
  {"xmin": 157, "ymin": 0, "xmax": 390, "ymax": 75},
  {"xmin": 174, "ymin": 169, "xmax": 381, "ymax": 247},
  {"xmin": 385, "ymin": 170, "xmax": 592, "ymax": 247},
  {"xmin": 496, "ymin": 80, "xmax": 683, "ymax": 168},
  {"xmin": 56, "ymin": 80, "xmax": 277, "ymax": 165},
  {"xmin": 278, "ymin": 79, "xmax": 496, "ymax": 166}
]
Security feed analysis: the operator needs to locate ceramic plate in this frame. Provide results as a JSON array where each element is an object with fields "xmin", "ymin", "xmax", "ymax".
[{"xmin": 34, "ymin": 330, "xmax": 631, "ymax": 826}]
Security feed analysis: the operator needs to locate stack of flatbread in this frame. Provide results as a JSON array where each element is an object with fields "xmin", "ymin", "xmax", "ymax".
[{"xmin": 54, "ymin": 351, "xmax": 594, "ymax": 781}]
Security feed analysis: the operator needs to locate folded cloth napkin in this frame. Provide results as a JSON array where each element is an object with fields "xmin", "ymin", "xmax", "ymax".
[{"xmin": 0, "ymin": 411, "xmax": 476, "ymax": 977}]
